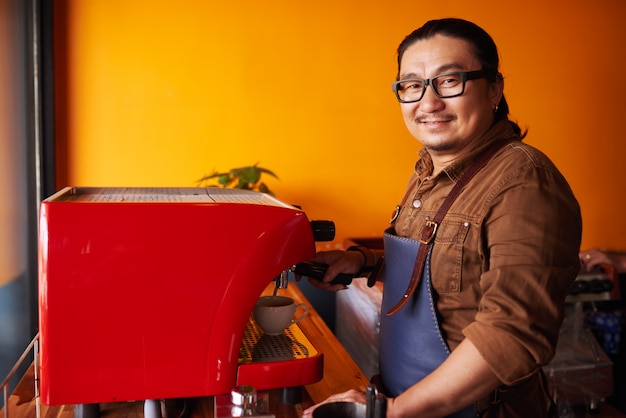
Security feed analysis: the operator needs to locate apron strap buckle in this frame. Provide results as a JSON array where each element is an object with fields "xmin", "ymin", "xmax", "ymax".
[{"xmin": 418, "ymin": 220, "xmax": 438, "ymax": 245}]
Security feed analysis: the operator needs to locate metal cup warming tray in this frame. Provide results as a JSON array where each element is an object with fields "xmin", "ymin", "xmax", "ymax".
[
  {"xmin": 234, "ymin": 317, "xmax": 324, "ymax": 391},
  {"xmin": 214, "ymin": 318, "xmax": 324, "ymax": 417},
  {"xmin": 240, "ymin": 318, "xmax": 315, "ymax": 362}
]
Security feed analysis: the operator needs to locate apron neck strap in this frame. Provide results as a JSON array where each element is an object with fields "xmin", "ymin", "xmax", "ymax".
[{"xmin": 387, "ymin": 139, "xmax": 513, "ymax": 316}]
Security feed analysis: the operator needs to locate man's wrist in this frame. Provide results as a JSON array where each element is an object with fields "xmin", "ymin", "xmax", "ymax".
[
  {"xmin": 347, "ymin": 245, "xmax": 384, "ymax": 287},
  {"xmin": 346, "ymin": 246, "xmax": 376, "ymax": 271}
]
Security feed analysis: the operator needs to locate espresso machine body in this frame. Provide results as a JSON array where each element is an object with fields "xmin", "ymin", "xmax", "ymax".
[{"xmin": 38, "ymin": 187, "xmax": 319, "ymax": 405}]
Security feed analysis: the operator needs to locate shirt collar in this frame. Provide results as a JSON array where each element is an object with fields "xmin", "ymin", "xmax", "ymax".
[{"xmin": 414, "ymin": 120, "xmax": 520, "ymax": 182}]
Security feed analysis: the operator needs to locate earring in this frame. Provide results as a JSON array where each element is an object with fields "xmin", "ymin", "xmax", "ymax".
[{"xmin": 494, "ymin": 104, "xmax": 499, "ymax": 113}]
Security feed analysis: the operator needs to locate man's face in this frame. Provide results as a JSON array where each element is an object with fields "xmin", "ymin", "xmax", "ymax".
[{"xmin": 398, "ymin": 34, "xmax": 502, "ymax": 157}]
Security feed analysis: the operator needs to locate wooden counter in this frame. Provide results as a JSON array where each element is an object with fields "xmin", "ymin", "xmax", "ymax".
[{"xmin": 1, "ymin": 283, "xmax": 370, "ymax": 418}]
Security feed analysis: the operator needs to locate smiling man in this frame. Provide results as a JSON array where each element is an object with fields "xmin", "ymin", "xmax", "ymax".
[
  {"xmin": 303, "ymin": 18, "xmax": 582, "ymax": 418},
  {"xmin": 394, "ymin": 36, "xmax": 502, "ymax": 164}
]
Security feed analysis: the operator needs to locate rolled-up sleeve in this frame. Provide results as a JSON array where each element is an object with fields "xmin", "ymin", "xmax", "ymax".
[{"xmin": 463, "ymin": 151, "xmax": 582, "ymax": 385}]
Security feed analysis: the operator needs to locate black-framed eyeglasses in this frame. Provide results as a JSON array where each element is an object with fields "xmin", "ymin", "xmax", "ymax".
[{"xmin": 391, "ymin": 70, "xmax": 489, "ymax": 103}]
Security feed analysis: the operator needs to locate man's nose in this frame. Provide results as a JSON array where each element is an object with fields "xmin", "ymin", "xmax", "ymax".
[{"xmin": 418, "ymin": 85, "xmax": 444, "ymax": 110}]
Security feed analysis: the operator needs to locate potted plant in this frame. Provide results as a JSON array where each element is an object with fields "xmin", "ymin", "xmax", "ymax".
[{"xmin": 197, "ymin": 163, "xmax": 279, "ymax": 196}]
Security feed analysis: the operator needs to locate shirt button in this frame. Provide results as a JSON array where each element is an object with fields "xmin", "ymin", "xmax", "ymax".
[
  {"xmin": 463, "ymin": 221, "xmax": 470, "ymax": 227},
  {"xmin": 412, "ymin": 199, "xmax": 422, "ymax": 208}
]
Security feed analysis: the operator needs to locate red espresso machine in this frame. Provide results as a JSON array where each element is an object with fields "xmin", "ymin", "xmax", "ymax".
[{"xmin": 38, "ymin": 187, "xmax": 328, "ymax": 411}]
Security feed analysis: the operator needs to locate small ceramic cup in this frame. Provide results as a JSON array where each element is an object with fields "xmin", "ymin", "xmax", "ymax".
[{"xmin": 252, "ymin": 296, "xmax": 309, "ymax": 335}]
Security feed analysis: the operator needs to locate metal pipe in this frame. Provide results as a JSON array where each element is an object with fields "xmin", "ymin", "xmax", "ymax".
[{"xmin": 0, "ymin": 333, "xmax": 40, "ymax": 418}]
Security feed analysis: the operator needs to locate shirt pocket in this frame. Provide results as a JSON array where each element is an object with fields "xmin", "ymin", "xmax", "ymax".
[{"xmin": 430, "ymin": 215, "xmax": 473, "ymax": 294}]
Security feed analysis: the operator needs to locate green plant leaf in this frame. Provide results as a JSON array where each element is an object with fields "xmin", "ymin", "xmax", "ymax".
[
  {"xmin": 218, "ymin": 174, "xmax": 232, "ymax": 186},
  {"xmin": 232, "ymin": 166, "xmax": 261, "ymax": 185},
  {"xmin": 197, "ymin": 163, "xmax": 278, "ymax": 195}
]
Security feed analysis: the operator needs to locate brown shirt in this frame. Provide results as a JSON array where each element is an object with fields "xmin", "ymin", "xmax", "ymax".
[{"xmin": 391, "ymin": 120, "xmax": 582, "ymax": 386}]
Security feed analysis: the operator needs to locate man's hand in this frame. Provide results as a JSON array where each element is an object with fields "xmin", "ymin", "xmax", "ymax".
[{"xmin": 296, "ymin": 250, "xmax": 364, "ymax": 292}]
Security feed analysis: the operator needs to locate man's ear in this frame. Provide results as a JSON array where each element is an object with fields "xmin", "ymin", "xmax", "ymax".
[{"xmin": 490, "ymin": 72, "xmax": 504, "ymax": 106}]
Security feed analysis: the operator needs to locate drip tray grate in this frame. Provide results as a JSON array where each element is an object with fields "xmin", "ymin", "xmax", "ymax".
[{"xmin": 239, "ymin": 318, "xmax": 317, "ymax": 363}]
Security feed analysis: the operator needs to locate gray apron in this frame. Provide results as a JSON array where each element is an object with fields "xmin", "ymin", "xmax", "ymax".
[{"xmin": 379, "ymin": 229, "xmax": 476, "ymax": 418}]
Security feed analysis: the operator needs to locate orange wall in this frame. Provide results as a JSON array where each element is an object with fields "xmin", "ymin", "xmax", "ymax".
[{"xmin": 54, "ymin": 0, "xmax": 626, "ymax": 252}]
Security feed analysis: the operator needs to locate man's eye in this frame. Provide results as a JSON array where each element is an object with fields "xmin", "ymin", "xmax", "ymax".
[
  {"xmin": 403, "ymin": 82, "xmax": 423, "ymax": 91},
  {"xmin": 438, "ymin": 76, "xmax": 461, "ymax": 86}
]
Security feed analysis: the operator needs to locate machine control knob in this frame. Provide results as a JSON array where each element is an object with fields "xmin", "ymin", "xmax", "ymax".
[{"xmin": 310, "ymin": 220, "xmax": 335, "ymax": 242}]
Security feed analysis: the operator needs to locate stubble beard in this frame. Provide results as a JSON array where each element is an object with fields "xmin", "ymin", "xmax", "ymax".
[{"xmin": 412, "ymin": 114, "xmax": 458, "ymax": 152}]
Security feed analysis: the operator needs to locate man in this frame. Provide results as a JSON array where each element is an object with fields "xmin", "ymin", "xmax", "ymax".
[{"xmin": 303, "ymin": 18, "xmax": 581, "ymax": 417}]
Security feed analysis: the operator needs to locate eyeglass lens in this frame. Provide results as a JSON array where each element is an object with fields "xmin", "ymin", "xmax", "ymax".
[{"xmin": 395, "ymin": 73, "xmax": 467, "ymax": 102}]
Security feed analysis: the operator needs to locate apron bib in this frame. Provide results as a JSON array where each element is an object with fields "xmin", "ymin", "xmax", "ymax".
[{"xmin": 379, "ymin": 229, "xmax": 475, "ymax": 418}]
